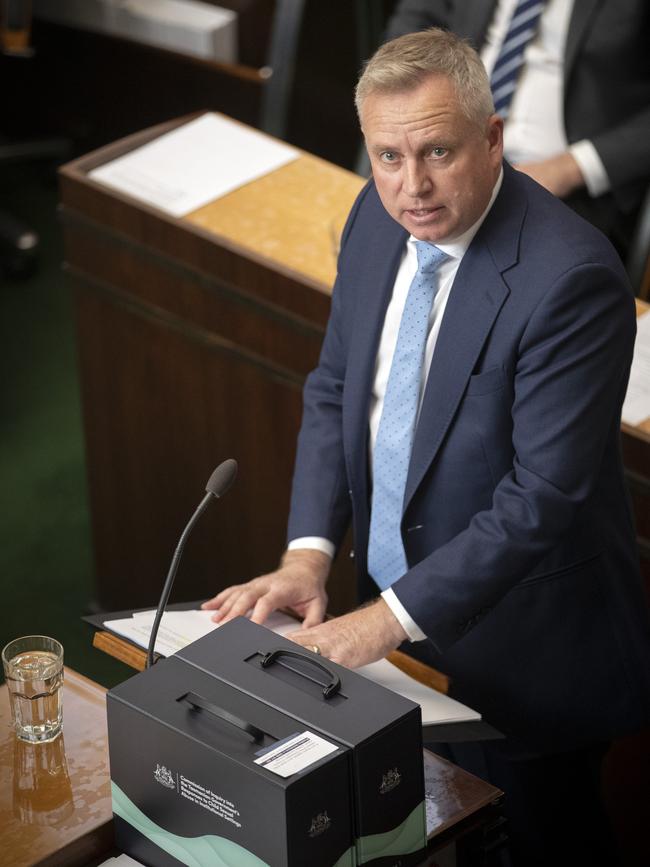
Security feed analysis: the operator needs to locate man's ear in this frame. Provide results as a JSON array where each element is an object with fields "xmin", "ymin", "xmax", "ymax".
[{"xmin": 487, "ymin": 114, "xmax": 504, "ymax": 159}]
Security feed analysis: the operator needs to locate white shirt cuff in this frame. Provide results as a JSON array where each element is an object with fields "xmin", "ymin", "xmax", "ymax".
[
  {"xmin": 381, "ymin": 587, "xmax": 427, "ymax": 642},
  {"xmin": 287, "ymin": 537, "xmax": 336, "ymax": 559},
  {"xmin": 569, "ymin": 140, "xmax": 611, "ymax": 197}
]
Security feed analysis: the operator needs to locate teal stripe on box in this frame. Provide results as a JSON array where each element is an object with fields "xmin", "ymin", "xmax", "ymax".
[
  {"xmin": 112, "ymin": 781, "xmax": 356, "ymax": 867},
  {"xmin": 113, "ymin": 781, "xmax": 269, "ymax": 867},
  {"xmin": 357, "ymin": 801, "xmax": 427, "ymax": 864}
]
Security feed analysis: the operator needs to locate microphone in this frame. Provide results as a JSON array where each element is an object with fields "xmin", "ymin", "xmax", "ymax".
[{"xmin": 146, "ymin": 459, "xmax": 238, "ymax": 668}]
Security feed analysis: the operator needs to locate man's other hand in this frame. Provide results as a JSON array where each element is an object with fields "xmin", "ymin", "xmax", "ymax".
[
  {"xmin": 515, "ymin": 152, "xmax": 584, "ymax": 199},
  {"xmin": 288, "ymin": 598, "xmax": 408, "ymax": 669},
  {"xmin": 201, "ymin": 548, "xmax": 330, "ymax": 628}
]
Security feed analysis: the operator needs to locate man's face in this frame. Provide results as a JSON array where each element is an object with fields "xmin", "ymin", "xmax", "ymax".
[{"xmin": 361, "ymin": 75, "xmax": 503, "ymax": 243}]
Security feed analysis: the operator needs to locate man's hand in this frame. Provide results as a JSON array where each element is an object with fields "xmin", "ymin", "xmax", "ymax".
[
  {"xmin": 515, "ymin": 152, "xmax": 585, "ymax": 199},
  {"xmin": 201, "ymin": 548, "xmax": 330, "ymax": 628},
  {"xmin": 287, "ymin": 598, "xmax": 408, "ymax": 669}
]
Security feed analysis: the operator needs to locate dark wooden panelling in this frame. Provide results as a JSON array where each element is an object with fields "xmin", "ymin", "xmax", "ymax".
[{"xmin": 60, "ymin": 119, "xmax": 357, "ymax": 615}]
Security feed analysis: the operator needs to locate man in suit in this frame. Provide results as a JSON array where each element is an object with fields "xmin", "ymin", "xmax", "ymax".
[
  {"xmin": 205, "ymin": 28, "xmax": 650, "ymax": 865},
  {"xmin": 385, "ymin": 0, "xmax": 650, "ymax": 261}
]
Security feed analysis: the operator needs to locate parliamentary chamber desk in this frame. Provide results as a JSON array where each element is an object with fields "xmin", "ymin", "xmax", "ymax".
[
  {"xmin": 0, "ymin": 668, "xmax": 503, "ymax": 867},
  {"xmin": 59, "ymin": 114, "xmax": 364, "ymax": 614}
]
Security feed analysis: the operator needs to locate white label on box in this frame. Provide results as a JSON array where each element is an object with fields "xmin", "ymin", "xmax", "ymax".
[{"xmin": 254, "ymin": 731, "xmax": 338, "ymax": 778}]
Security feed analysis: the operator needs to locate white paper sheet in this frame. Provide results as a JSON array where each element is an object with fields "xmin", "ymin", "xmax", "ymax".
[
  {"xmin": 623, "ymin": 310, "xmax": 650, "ymax": 425},
  {"xmin": 97, "ymin": 855, "xmax": 144, "ymax": 867},
  {"xmin": 103, "ymin": 609, "xmax": 480, "ymax": 726},
  {"xmin": 106, "ymin": 608, "xmax": 296, "ymax": 658},
  {"xmin": 88, "ymin": 113, "xmax": 299, "ymax": 217}
]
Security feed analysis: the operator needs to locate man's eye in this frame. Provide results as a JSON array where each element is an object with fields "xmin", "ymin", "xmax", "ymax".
[
  {"xmin": 431, "ymin": 147, "xmax": 447, "ymax": 158},
  {"xmin": 380, "ymin": 152, "xmax": 397, "ymax": 163}
]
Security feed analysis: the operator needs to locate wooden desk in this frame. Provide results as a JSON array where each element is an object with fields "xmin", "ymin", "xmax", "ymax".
[
  {"xmin": 59, "ymin": 114, "xmax": 364, "ymax": 615},
  {"xmin": 0, "ymin": 659, "xmax": 501, "ymax": 866},
  {"xmin": 0, "ymin": 669, "xmax": 113, "ymax": 867}
]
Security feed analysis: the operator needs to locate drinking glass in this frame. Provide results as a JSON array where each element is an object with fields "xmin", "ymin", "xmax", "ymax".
[{"xmin": 2, "ymin": 636, "xmax": 64, "ymax": 743}]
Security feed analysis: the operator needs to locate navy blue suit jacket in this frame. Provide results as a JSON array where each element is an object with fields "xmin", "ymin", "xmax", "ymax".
[{"xmin": 287, "ymin": 164, "xmax": 650, "ymax": 750}]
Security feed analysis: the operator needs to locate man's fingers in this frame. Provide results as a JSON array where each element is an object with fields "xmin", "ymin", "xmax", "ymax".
[
  {"xmin": 201, "ymin": 595, "xmax": 220, "ymax": 610},
  {"xmin": 300, "ymin": 596, "xmax": 327, "ymax": 629},
  {"xmin": 249, "ymin": 594, "xmax": 277, "ymax": 625},
  {"xmin": 201, "ymin": 584, "xmax": 243, "ymax": 610},
  {"xmin": 210, "ymin": 585, "xmax": 263, "ymax": 622}
]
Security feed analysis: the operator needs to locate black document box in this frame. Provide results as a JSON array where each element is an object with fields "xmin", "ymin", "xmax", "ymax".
[
  {"xmin": 178, "ymin": 617, "xmax": 428, "ymax": 865},
  {"xmin": 107, "ymin": 654, "xmax": 355, "ymax": 867}
]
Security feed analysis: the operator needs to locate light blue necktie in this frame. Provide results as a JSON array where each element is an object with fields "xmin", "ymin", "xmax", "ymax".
[
  {"xmin": 367, "ymin": 241, "xmax": 447, "ymax": 591},
  {"xmin": 490, "ymin": 0, "xmax": 546, "ymax": 119}
]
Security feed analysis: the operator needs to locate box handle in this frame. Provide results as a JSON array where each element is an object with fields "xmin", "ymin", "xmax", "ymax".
[
  {"xmin": 260, "ymin": 648, "xmax": 341, "ymax": 699},
  {"xmin": 179, "ymin": 691, "xmax": 264, "ymax": 742}
]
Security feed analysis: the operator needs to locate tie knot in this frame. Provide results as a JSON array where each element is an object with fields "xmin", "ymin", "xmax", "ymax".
[{"xmin": 415, "ymin": 240, "xmax": 447, "ymax": 275}]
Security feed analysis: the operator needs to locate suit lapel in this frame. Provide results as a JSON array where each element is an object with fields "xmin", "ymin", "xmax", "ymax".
[
  {"xmin": 404, "ymin": 164, "xmax": 525, "ymax": 511},
  {"xmin": 565, "ymin": 0, "xmax": 602, "ymax": 84}
]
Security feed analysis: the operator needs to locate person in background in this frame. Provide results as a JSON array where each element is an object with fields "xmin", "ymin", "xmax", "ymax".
[
  {"xmin": 384, "ymin": 0, "xmax": 650, "ymax": 261},
  {"xmin": 204, "ymin": 28, "xmax": 650, "ymax": 866}
]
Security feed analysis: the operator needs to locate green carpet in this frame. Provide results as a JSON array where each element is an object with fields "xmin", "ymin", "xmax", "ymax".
[{"xmin": 1, "ymin": 161, "xmax": 132, "ymax": 688}]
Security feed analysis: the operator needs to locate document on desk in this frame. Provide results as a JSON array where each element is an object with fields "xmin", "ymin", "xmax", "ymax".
[
  {"xmin": 98, "ymin": 856, "xmax": 144, "ymax": 867},
  {"xmin": 104, "ymin": 608, "xmax": 480, "ymax": 726},
  {"xmin": 88, "ymin": 112, "xmax": 299, "ymax": 217},
  {"xmin": 623, "ymin": 309, "xmax": 650, "ymax": 426}
]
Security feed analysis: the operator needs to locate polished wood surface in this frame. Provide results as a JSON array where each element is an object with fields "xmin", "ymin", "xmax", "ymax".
[
  {"xmin": 423, "ymin": 749, "xmax": 501, "ymax": 843},
  {"xmin": 186, "ymin": 149, "xmax": 363, "ymax": 289},
  {"xmin": 59, "ymin": 115, "xmax": 363, "ymax": 615},
  {"xmin": 0, "ymin": 669, "xmax": 113, "ymax": 867},
  {"xmin": 92, "ymin": 631, "xmax": 148, "ymax": 673},
  {"xmin": 387, "ymin": 649, "xmax": 450, "ymax": 695}
]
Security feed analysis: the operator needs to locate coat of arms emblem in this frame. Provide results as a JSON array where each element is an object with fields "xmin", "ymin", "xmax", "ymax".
[
  {"xmin": 308, "ymin": 811, "xmax": 331, "ymax": 837},
  {"xmin": 379, "ymin": 767, "xmax": 402, "ymax": 794},
  {"xmin": 154, "ymin": 764, "xmax": 175, "ymax": 789}
]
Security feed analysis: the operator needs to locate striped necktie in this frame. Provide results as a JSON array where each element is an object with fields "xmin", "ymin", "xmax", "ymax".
[
  {"xmin": 490, "ymin": 0, "xmax": 546, "ymax": 119},
  {"xmin": 367, "ymin": 241, "xmax": 447, "ymax": 591}
]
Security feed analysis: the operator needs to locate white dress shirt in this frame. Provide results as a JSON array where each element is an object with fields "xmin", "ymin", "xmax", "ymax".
[
  {"xmin": 481, "ymin": 0, "xmax": 609, "ymax": 196},
  {"xmin": 289, "ymin": 171, "xmax": 504, "ymax": 642}
]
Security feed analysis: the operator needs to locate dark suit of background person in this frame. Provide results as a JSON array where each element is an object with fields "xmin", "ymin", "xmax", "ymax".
[
  {"xmin": 287, "ymin": 161, "xmax": 650, "ymax": 863},
  {"xmin": 385, "ymin": 0, "xmax": 650, "ymax": 261}
]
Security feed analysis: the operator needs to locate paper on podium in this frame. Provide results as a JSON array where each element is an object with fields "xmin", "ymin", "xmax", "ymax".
[
  {"xmin": 622, "ymin": 309, "xmax": 650, "ymax": 425},
  {"xmin": 88, "ymin": 113, "xmax": 299, "ymax": 217},
  {"xmin": 103, "ymin": 609, "xmax": 481, "ymax": 727}
]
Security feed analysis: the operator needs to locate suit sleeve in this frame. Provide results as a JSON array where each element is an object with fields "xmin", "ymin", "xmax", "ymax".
[
  {"xmin": 590, "ymin": 106, "xmax": 650, "ymax": 193},
  {"xmin": 384, "ymin": 0, "xmax": 452, "ymax": 41},
  {"xmin": 392, "ymin": 260, "xmax": 636, "ymax": 651},
  {"xmin": 285, "ymin": 185, "xmax": 372, "ymax": 550}
]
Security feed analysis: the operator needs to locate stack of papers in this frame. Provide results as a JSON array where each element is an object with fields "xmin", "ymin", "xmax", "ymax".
[
  {"xmin": 104, "ymin": 608, "xmax": 481, "ymax": 727},
  {"xmin": 34, "ymin": 0, "xmax": 238, "ymax": 63},
  {"xmin": 622, "ymin": 309, "xmax": 650, "ymax": 426},
  {"xmin": 88, "ymin": 113, "xmax": 299, "ymax": 217}
]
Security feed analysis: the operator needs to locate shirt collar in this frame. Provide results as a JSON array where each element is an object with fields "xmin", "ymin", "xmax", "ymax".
[{"xmin": 407, "ymin": 167, "xmax": 504, "ymax": 262}]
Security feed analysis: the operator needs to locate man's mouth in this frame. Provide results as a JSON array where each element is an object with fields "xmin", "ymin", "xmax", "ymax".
[{"xmin": 406, "ymin": 206, "xmax": 443, "ymax": 218}]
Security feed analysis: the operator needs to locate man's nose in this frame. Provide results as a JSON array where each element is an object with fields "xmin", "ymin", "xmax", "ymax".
[{"xmin": 403, "ymin": 160, "xmax": 432, "ymax": 197}]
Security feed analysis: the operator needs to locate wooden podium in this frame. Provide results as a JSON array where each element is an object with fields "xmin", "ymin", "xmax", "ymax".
[
  {"xmin": 0, "ymin": 669, "xmax": 113, "ymax": 867},
  {"xmin": 59, "ymin": 114, "xmax": 364, "ymax": 613}
]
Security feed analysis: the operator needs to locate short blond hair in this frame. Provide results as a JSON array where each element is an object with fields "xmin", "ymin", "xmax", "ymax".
[{"xmin": 355, "ymin": 28, "xmax": 494, "ymax": 127}]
